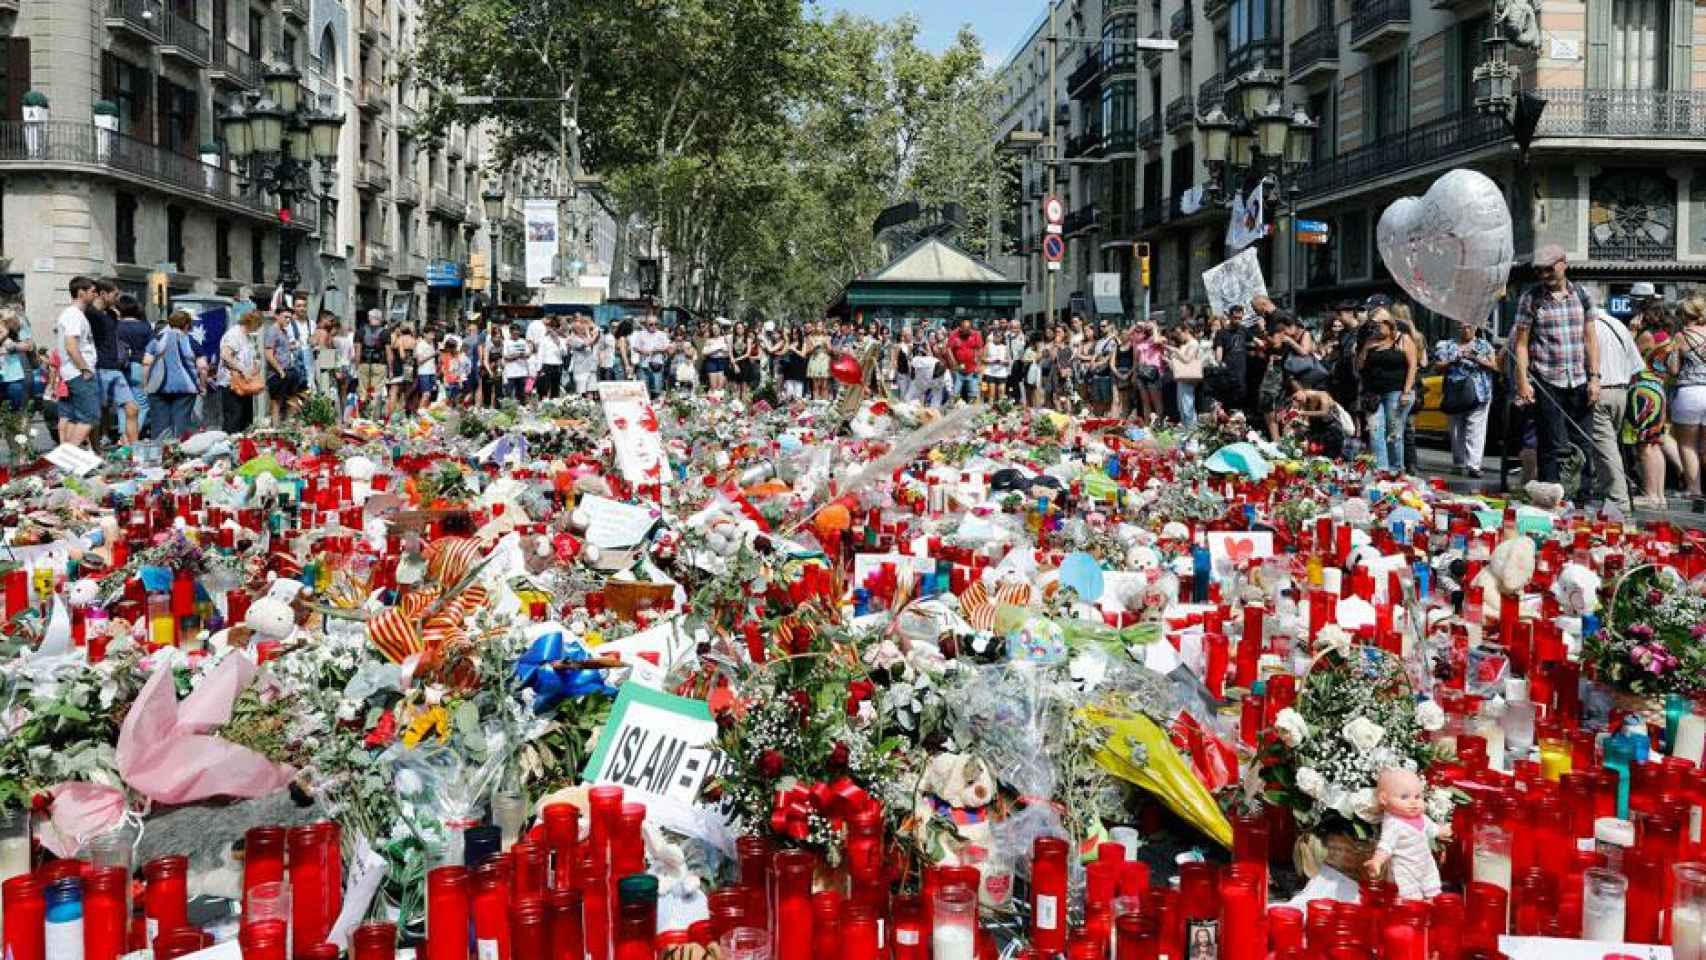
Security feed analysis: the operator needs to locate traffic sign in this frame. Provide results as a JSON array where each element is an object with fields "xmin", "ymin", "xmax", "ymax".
[
  {"xmin": 1044, "ymin": 196, "xmax": 1064, "ymax": 226},
  {"xmin": 1043, "ymin": 234, "xmax": 1065, "ymax": 263}
]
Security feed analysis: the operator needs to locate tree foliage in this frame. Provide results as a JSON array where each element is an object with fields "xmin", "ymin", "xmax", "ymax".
[{"xmin": 410, "ymin": 1, "xmax": 1008, "ymax": 319}]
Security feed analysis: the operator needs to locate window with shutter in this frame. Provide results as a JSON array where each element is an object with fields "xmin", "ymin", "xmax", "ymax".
[
  {"xmin": 1, "ymin": 39, "xmax": 29, "ymax": 124},
  {"xmin": 1607, "ymin": 0, "xmax": 1667, "ymax": 90}
]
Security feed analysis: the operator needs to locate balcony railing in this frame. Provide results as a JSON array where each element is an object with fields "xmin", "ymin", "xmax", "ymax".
[
  {"xmin": 281, "ymin": 0, "xmax": 307, "ymax": 21},
  {"xmin": 396, "ymin": 252, "xmax": 427, "ymax": 280},
  {"xmin": 1065, "ymin": 204, "xmax": 1098, "ymax": 236},
  {"xmin": 0, "ymin": 120, "xmax": 273, "ymax": 216},
  {"xmin": 395, "ymin": 176, "xmax": 420, "ymax": 206},
  {"xmin": 1289, "ymin": 23, "xmax": 1340, "ymax": 79},
  {"xmin": 1198, "ymin": 72, "xmax": 1224, "ymax": 109},
  {"xmin": 359, "ymin": 76, "xmax": 388, "ymax": 112},
  {"xmin": 357, "ymin": 158, "xmax": 390, "ymax": 192},
  {"xmin": 1104, "ymin": 0, "xmax": 1139, "ymax": 14},
  {"xmin": 1138, "ymin": 114, "xmax": 1161, "ymax": 148},
  {"xmin": 1104, "ymin": 129, "xmax": 1137, "ymax": 155},
  {"xmin": 1588, "ymin": 239, "xmax": 1677, "ymax": 262},
  {"xmin": 396, "ymin": 98, "xmax": 419, "ymax": 130},
  {"xmin": 210, "ymin": 42, "xmax": 261, "ymax": 89},
  {"xmin": 1068, "ymin": 51, "xmax": 1103, "ymax": 95},
  {"xmin": 358, "ymin": 243, "xmax": 391, "ymax": 272},
  {"xmin": 1137, "ymin": 201, "xmax": 1168, "ymax": 229},
  {"xmin": 106, "ymin": 0, "xmax": 163, "ymax": 40},
  {"xmin": 1170, "ymin": 6, "xmax": 1193, "ymax": 40},
  {"xmin": 431, "ymin": 189, "xmax": 466, "ymax": 220},
  {"xmin": 159, "ymin": 8, "xmax": 211, "ymax": 64},
  {"xmin": 1165, "ymin": 95, "xmax": 1195, "ymax": 131},
  {"xmin": 1533, "ymin": 88, "xmax": 1706, "ymax": 138},
  {"xmin": 1066, "ymin": 127, "xmax": 1104, "ymax": 158},
  {"xmin": 1350, "ymin": 0, "xmax": 1410, "ymax": 46},
  {"xmin": 1103, "ymin": 48, "xmax": 1138, "ymax": 76},
  {"xmin": 1296, "ymin": 108, "xmax": 1508, "ymax": 197},
  {"xmin": 1227, "ymin": 38, "xmax": 1283, "ymax": 75}
]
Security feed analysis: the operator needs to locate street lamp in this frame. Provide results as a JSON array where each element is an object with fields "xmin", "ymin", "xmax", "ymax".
[
  {"xmin": 1194, "ymin": 91, "xmax": 1317, "ymax": 306},
  {"xmin": 1471, "ymin": 14, "xmax": 1547, "ymax": 156},
  {"xmin": 219, "ymin": 53, "xmax": 344, "ymax": 292},
  {"xmin": 482, "ymin": 185, "xmax": 505, "ymax": 310}
]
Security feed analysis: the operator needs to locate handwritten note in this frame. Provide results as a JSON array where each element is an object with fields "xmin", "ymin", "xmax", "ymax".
[{"xmin": 579, "ymin": 494, "xmax": 661, "ymax": 549}]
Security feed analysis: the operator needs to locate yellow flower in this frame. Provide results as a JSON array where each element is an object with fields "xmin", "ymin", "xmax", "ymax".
[{"xmin": 402, "ymin": 705, "xmax": 450, "ymax": 748}]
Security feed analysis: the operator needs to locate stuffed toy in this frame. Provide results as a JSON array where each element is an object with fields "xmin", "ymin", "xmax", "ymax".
[
  {"xmin": 1364, "ymin": 767, "xmax": 1449, "ymax": 900},
  {"xmin": 911, "ymin": 753, "xmax": 999, "ymax": 867}
]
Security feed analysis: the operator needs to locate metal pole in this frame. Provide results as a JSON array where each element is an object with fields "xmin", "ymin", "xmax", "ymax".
[{"xmin": 1046, "ymin": 0, "xmax": 1058, "ymax": 328}]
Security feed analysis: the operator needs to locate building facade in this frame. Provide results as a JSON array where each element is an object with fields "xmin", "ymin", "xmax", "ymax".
[
  {"xmin": 995, "ymin": 0, "xmax": 1706, "ymax": 331},
  {"xmin": 0, "ymin": 0, "xmax": 573, "ymax": 339}
]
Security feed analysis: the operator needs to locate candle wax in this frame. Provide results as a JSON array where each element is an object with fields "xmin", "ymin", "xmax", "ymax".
[
  {"xmin": 1672, "ymin": 905, "xmax": 1704, "ymax": 960},
  {"xmin": 930, "ymin": 926, "xmax": 974, "ymax": 960}
]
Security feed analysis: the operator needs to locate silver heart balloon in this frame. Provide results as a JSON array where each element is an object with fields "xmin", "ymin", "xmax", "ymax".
[{"xmin": 1376, "ymin": 169, "xmax": 1514, "ymax": 326}]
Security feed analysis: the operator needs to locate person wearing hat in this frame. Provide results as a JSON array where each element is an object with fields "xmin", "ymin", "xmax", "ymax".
[{"xmin": 1513, "ymin": 244, "xmax": 1600, "ymax": 490}]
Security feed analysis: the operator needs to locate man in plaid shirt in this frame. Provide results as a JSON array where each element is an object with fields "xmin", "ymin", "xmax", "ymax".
[{"xmin": 1513, "ymin": 244, "xmax": 1601, "ymax": 487}]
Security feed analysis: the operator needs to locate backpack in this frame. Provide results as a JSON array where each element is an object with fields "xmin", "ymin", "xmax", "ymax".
[{"xmin": 362, "ymin": 323, "xmax": 387, "ymax": 351}]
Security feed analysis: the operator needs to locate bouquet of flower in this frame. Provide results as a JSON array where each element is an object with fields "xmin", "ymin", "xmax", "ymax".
[
  {"xmin": 1586, "ymin": 565, "xmax": 1706, "ymax": 697},
  {"xmin": 1261, "ymin": 642, "xmax": 1448, "ymax": 842},
  {"xmin": 709, "ymin": 647, "xmax": 911, "ymax": 866}
]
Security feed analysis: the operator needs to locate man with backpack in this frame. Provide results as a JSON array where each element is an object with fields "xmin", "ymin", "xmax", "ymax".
[
  {"xmin": 358, "ymin": 309, "xmax": 389, "ymax": 413},
  {"xmin": 1512, "ymin": 245, "xmax": 1601, "ymax": 490}
]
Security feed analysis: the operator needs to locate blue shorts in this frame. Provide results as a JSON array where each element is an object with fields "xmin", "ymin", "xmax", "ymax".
[
  {"xmin": 98, "ymin": 368, "xmax": 134, "ymax": 408},
  {"xmin": 63, "ymin": 374, "xmax": 101, "ymax": 424}
]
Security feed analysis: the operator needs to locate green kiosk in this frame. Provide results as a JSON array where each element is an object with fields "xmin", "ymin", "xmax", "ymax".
[{"xmin": 829, "ymin": 238, "xmax": 1023, "ymax": 334}]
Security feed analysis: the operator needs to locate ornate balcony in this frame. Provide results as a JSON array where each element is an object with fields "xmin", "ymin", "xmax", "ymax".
[
  {"xmin": 1296, "ymin": 109, "xmax": 1507, "ymax": 198},
  {"xmin": 1350, "ymin": 0, "xmax": 1410, "ymax": 52},
  {"xmin": 1065, "ymin": 204, "xmax": 1098, "ymax": 237},
  {"xmin": 395, "ymin": 176, "xmax": 420, "ymax": 207},
  {"xmin": 358, "ymin": 76, "xmax": 388, "ymax": 113},
  {"xmin": 1227, "ymin": 38, "xmax": 1283, "ymax": 75},
  {"xmin": 1143, "ymin": 29, "xmax": 1165, "ymax": 68},
  {"xmin": 356, "ymin": 243, "xmax": 391, "ymax": 273},
  {"xmin": 1198, "ymin": 72, "xmax": 1224, "ymax": 109},
  {"xmin": 280, "ymin": 0, "xmax": 307, "ymax": 23},
  {"xmin": 0, "ymin": 120, "xmax": 273, "ymax": 217},
  {"xmin": 1289, "ymin": 24, "xmax": 1339, "ymax": 82},
  {"xmin": 1138, "ymin": 114, "xmax": 1161, "ymax": 149},
  {"xmin": 158, "ymin": 8, "xmax": 210, "ymax": 66},
  {"xmin": 106, "ymin": 0, "xmax": 163, "ymax": 42},
  {"xmin": 1165, "ymin": 95, "xmax": 1195, "ymax": 132},
  {"xmin": 1170, "ymin": 6, "xmax": 1193, "ymax": 40},
  {"xmin": 1068, "ymin": 51, "xmax": 1103, "ymax": 97},
  {"xmin": 356, "ymin": 158, "xmax": 390, "ymax": 193},
  {"xmin": 1066, "ymin": 126, "xmax": 1104, "ymax": 159},
  {"xmin": 1533, "ymin": 88, "xmax": 1706, "ymax": 138},
  {"xmin": 210, "ymin": 42, "xmax": 261, "ymax": 90},
  {"xmin": 431, "ymin": 189, "xmax": 466, "ymax": 220},
  {"xmin": 395, "ymin": 252, "xmax": 427, "ymax": 281}
]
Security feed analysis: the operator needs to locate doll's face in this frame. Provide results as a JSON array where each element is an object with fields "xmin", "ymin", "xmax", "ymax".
[{"xmin": 1378, "ymin": 768, "xmax": 1425, "ymax": 818}]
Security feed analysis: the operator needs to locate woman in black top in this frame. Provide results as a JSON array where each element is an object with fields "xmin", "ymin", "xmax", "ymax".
[
  {"xmin": 781, "ymin": 327, "xmax": 808, "ymax": 399},
  {"xmin": 1357, "ymin": 309, "xmax": 1418, "ymax": 472}
]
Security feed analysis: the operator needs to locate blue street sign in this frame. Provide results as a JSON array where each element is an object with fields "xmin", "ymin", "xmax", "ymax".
[{"xmin": 1296, "ymin": 219, "xmax": 1329, "ymax": 234}]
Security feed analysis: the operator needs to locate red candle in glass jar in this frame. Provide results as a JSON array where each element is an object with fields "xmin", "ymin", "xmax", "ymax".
[
  {"xmin": 810, "ymin": 891, "xmax": 842, "ymax": 959},
  {"xmin": 3, "ymin": 875, "xmax": 46, "ymax": 960},
  {"xmin": 1235, "ymin": 605, "xmax": 1263, "ymax": 688},
  {"xmin": 577, "ymin": 845, "xmax": 611, "ymax": 960},
  {"xmin": 1218, "ymin": 874, "xmax": 1262, "ymax": 960},
  {"xmin": 512, "ymin": 895, "xmax": 550, "ymax": 960},
  {"xmin": 243, "ymin": 826, "xmax": 287, "ymax": 896},
  {"xmin": 426, "ymin": 867, "xmax": 470, "ymax": 960},
  {"xmin": 1204, "ymin": 632, "xmax": 1228, "ymax": 698},
  {"xmin": 286, "ymin": 827, "xmax": 330, "ymax": 957},
  {"xmin": 541, "ymin": 803, "xmax": 581, "ymax": 892},
  {"xmin": 1030, "ymin": 837, "xmax": 1069, "ymax": 954},
  {"xmin": 81, "ymin": 866, "xmax": 128, "ymax": 960},
  {"xmin": 350, "ymin": 923, "xmax": 395, "ymax": 960},
  {"xmin": 471, "ymin": 861, "xmax": 511, "ymax": 960},
  {"xmin": 773, "ymin": 851, "xmax": 814, "ymax": 960},
  {"xmin": 545, "ymin": 887, "xmax": 584, "ymax": 960},
  {"xmin": 142, "ymin": 855, "xmax": 189, "ymax": 948}
]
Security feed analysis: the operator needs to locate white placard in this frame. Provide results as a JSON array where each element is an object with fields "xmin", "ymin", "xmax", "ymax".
[
  {"xmin": 326, "ymin": 838, "xmax": 388, "ymax": 949},
  {"xmin": 1548, "ymin": 37, "xmax": 1580, "ymax": 60},
  {"xmin": 44, "ymin": 443, "xmax": 102, "ymax": 477},
  {"xmin": 1201, "ymin": 248, "xmax": 1269, "ymax": 317},
  {"xmin": 1499, "ymin": 936, "xmax": 1670, "ymax": 960},
  {"xmin": 597, "ymin": 381, "xmax": 672, "ymax": 490},
  {"xmin": 1204, "ymin": 531, "xmax": 1275, "ymax": 570},
  {"xmin": 523, "ymin": 197, "xmax": 559, "ymax": 288},
  {"xmin": 583, "ymin": 685, "xmax": 730, "ymax": 850},
  {"xmin": 579, "ymin": 494, "xmax": 661, "ymax": 549}
]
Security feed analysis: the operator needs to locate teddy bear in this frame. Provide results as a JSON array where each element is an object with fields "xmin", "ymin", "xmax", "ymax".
[{"xmin": 911, "ymin": 752, "xmax": 999, "ymax": 867}]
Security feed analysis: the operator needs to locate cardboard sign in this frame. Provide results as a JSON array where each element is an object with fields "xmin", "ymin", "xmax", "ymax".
[
  {"xmin": 1498, "ymin": 936, "xmax": 1670, "ymax": 960},
  {"xmin": 1201, "ymin": 248, "xmax": 1269, "ymax": 318},
  {"xmin": 597, "ymin": 381, "xmax": 672, "ymax": 490},
  {"xmin": 582, "ymin": 685, "xmax": 728, "ymax": 849}
]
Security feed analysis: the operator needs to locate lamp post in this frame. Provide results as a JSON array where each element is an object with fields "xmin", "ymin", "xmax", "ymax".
[
  {"xmin": 1194, "ymin": 73, "xmax": 1316, "ymax": 306},
  {"xmin": 1471, "ymin": 13, "xmax": 1546, "ymax": 158},
  {"xmin": 219, "ymin": 57, "xmax": 343, "ymax": 293},
  {"xmin": 481, "ymin": 185, "xmax": 505, "ymax": 311}
]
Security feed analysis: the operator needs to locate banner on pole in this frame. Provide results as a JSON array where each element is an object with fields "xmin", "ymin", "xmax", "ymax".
[{"xmin": 523, "ymin": 198, "xmax": 559, "ymax": 288}]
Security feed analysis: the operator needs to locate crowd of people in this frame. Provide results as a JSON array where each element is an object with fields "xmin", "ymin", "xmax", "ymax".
[{"xmin": 11, "ymin": 251, "xmax": 1706, "ymax": 516}]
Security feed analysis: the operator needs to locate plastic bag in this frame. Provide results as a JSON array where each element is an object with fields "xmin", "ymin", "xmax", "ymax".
[
  {"xmin": 1078, "ymin": 701, "xmax": 1233, "ymax": 848},
  {"xmin": 949, "ymin": 663, "xmax": 1058, "ymax": 800}
]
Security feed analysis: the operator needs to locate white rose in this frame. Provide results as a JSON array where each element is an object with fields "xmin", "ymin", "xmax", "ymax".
[
  {"xmin": 1274, "ymin": 707, "xmax": 1310, "ymax": 748},
  {"xmin": 1342, "ymin": 716, "xmax": 1386, "ymax": 752},
  {"xmin": 1315, "ymin": 624, "xmax": 1353, "ymax": 656},
  {"xmin": 1415, "ymin": 700, "xmax": 1446, "ymax": 732},
  {"xmin": 1350, "ymin": 787, "xmax": 1380, "ymax": 822},
  {"xmin": 1296, "ymin": 767, "xmax": 1326, "ymax": 799},
  {"xmin": 1426, "ymin": 788, "xmax": 1455, "ymax": 822}
]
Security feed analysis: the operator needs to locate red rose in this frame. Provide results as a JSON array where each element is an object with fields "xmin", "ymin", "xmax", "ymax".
[
  {"xmin": 845, "ymin": 679, "xmax": 877, "ymax": 715},
  {"xmin": 29, "ymin": 792, "xmax": 52, "ymax": 813},
  {"xmin": 758, "ymin": 749, "xmax": 785, "ymax": 778},
  {"xmin": 789, "ymin": 690, "xmax": 812, "ymax": 721},
  {"xmin": 827, "ymin": 741, "xmax": 850, "ymax": 771}
]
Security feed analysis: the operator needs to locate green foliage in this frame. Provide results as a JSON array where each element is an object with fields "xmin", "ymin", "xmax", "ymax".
[{"xmin": 410, "ymin": 1, "xmax": 1009, "ymax": 318}]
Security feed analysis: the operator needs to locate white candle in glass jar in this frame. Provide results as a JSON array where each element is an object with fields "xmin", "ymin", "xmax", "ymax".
[
  {"xmin": 1581, "ymin": 868, "xmax": 1629, "ymax": 943},
  {"xmin": 1676, "ymin": 711, "xmax": 1706, "ymax": 765},
  {"xmin": 1473, "ymin": 848, "xmax": 1512, "ymax": 892},
  {"xmin": 1672, "ymin": 905, "xmax": 1704, "ymax": 960},
  {"xmin": 931, "ymin": 924, "xmax": 975, "ymax": 960}
]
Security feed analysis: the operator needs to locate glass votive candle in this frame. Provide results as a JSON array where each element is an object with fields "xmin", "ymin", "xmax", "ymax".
[
  {"xmin": 932, "ymin": 884, "xmax": 977, "ymax": 960},
  {"xmin": 718, "ymin": 926, "xmax": 772, "ymax": 960},
  {"xmin": 1672, "ymin": 862, "xmax": 1706, "ymax": 960},
  {"xmin": 1580, "ymin": 867, "xmax": 1628, "ymax": 942}
]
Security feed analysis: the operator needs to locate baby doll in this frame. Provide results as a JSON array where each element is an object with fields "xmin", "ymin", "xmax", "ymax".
[{"xmin": 1364, "ymin": 767, "xmax": 1449, "ymax": 900}]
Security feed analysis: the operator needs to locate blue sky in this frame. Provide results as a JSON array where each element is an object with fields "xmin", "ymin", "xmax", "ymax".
[{"xmin": 817, "ymin": 0, "xmax": 1042, "ymax": 63}]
